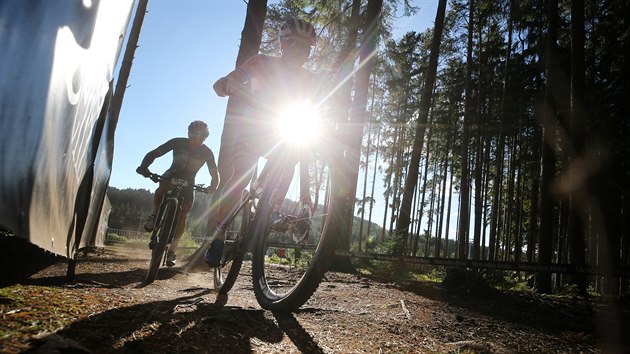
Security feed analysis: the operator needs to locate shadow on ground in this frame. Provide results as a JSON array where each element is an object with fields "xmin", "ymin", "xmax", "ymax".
[
  {"xmin": 26, "ymin": 287, "xmax": 330, "ymax": 353},
  {"xmin": 0, "ymin": 236, "xmax": 64, "ymax": 287},
  {"xmin": 399, "ymin": 271, "xmax": 629, "ymax": 353}
]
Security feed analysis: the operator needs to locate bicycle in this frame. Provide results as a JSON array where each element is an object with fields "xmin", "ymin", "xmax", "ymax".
[
  {"xmin": 142, "ymin": 172, "xmax": 209, "ymax": 285},
  {"xmin": 212, "ymin": 188, "xmax": 254, "ymax": 292},
  {"xmin": 212, "ymin": 102, "xmax": 339, "ymax": 311}
]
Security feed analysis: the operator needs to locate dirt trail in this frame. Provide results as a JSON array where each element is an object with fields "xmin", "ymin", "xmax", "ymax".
[{"xmin": 1, "ymin": 247, "xmax": 628, "ymax": 353}]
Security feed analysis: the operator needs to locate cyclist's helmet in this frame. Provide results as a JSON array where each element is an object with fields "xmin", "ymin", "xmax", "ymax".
[
  {"xmin": 188, "ymin": 120, "xmax": 209, "ymax": 138},
  {"xmin": 279, "ymin": 18, "xmax": 316, "ymax": 47}
]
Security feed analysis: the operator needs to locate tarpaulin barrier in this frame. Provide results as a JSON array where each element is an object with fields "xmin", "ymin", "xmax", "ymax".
[{"xmin": 0, "ymin": 0, "xmax": 134, "ymax": 258}]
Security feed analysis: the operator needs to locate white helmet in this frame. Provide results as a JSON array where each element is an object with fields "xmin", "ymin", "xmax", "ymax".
[{"xmin": 279, "ymin": 18, "xmax": 316, "ymax": 46}]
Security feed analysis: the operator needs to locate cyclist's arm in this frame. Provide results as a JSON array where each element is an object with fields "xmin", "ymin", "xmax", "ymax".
[
  {"xmin": 139, "ymin": 139, "xmax": 176, "ymax": 169},
  {"xmin": 206, "ymin": 150, "xmax": 219, "ymax": 192},
  {"xmin": 213, "ymin": 54, "xmax": 268, "ymax": 97}
]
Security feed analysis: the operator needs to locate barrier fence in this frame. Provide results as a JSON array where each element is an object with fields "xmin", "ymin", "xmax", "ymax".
[
  {"xmin": 105, "ymin": 228, "xmax": 221, "ymax": 247},
  {"xmin": 335, "ymin": 251, "xmax": 630, "ymax": 277},
  {"xmin": 105, "ymin": 228, "xmax": 629, "ymax": 277}
]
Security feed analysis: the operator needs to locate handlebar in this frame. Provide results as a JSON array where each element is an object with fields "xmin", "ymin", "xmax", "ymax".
[{"xmin": 141, "ymin": 171, "xmax": 212, "ymax": 194}]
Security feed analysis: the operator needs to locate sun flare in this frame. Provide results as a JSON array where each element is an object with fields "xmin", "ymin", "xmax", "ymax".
[{"xmin": 276, "ymin": 102, "xmax": 321, "ymax": 145}]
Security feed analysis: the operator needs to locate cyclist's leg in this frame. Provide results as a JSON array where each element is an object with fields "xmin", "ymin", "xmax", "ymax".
[
  {"xmin": 299, "ymin": 155, "xmax": 314, "ymax": 208},
  {"xmin": 170, "ymin": 188, "xmax": 193, "ymax": 252},
  {"xmin": 146, "ymin": 179, "xmax": 171, "ymax": 233},
  {"xmin": 205, "ymin": 152, "xmax": 256, "ymax": 266},
  {"xmin": 219, "ymin": 153, "xmax": 256, "ymax": 229},
  {"xmin": 153, "ymin": 180, "xmax": 170, "ymax": 213},
  {"xmin": 264, "ymin": 148, "xmax": 300, "ymax": 212}
]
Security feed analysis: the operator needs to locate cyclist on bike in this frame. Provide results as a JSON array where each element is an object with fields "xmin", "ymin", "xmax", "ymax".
[
  {"xmin": 137, "ymin": 120, "xmax": 219, "ymax": 267},
  {"xmin": 204, "ymin": 18, "xmax": 321, "ymax": 267}
]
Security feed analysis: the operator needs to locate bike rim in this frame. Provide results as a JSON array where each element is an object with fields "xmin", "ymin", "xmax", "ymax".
[
  {"xmin": 214, "ymin": 195, "xmax": 253, "ymax": 292},
  {"xmin": 145, "ymin": 199, "xmax": 177, "ymax": 283},
  {"xmin": 254, "ymin": 155, "xmax": 331, "ymax": 306}
]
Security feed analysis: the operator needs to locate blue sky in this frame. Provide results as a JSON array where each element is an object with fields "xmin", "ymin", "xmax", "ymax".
[{"xmin": 110, "ymin": 0, "xmax": 440, "ymax": 228}]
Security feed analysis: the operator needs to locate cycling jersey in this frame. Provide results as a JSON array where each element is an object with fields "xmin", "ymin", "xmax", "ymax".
[
  {"xmin": 143, "ymin": 137, "xmax": 218, "ymax": 185},
  {"xmin": 223, "ymin": 54, "xmax": 321, "ymax": 157},
  {"xmin": 228, "ymin": 54, "xmax": 318, "ymax": 109}
]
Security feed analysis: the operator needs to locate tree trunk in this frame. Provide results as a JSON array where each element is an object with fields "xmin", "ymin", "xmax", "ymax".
[
  {"xmin": 425, "ymin": 155, "xmax": 439, "ymax": 256},
  {"xmin": 215, "ymin": 0, "xmax": 267, "ymax": 191},
  {"xmin": 490, "ymin": 0, "xmax": 512, "ymax": 261},
  {"xmin": 567, "ymin": 0, "xmax": 587, "ymax": 295},
  {"xmin": 331, "ymin": 0, "xmax": 382, "ymax": 272},
  {"xmin": 621, "ymin": 1, "xmax": 630, "ymax": 295},
  {"xmin": 111, "ymin": 0, "xmax": 148, "ymax": 127},
  {"xmin": 473, "ymin": 136, "xmax": 484, "ymax": 260},
  {"xmin": 505, "ymin": 136, "xmax": 517, "ymax": 261},
  {"xmin": 366, "ymin": 125, "xmax": 381, "ymax": 242},
  {"xmin": 481, "ymin": 136, "xmax": 491, "ymax": 260},
  {"xmin": 456, "ymin": 0, "xmax": 475, "ymax": 260},
  {"xmin": 472, "ymin": 12, "xmax": 486, "ymax": 261},
  {"xmin": 381, "ymin": 152, "xmax": 393, "ymax": 242},
  {"xmin": 328, "ymin": 0, "xmax": 362, "ymax": 271},
  {"xmin": 527, "ymin": 158, "xmax": 540, "ymax": 263},
  {"xmin": 393, "ymin": 0, "xmax": 448, "ymax": 255},
  {"xmin": 514, "ymin": 137, "xmax": 524, "ymax": 264},
  {"xmin": 413, "ymin": 131, "xmax": 432, "ymax": 255},
  {"xmin": 410, "ymin": 164, "xmax": 420, "ymax": 253},
  {"xmin": 537, "ymin": 0, "xmax": 559, "ymax": 294},
  {"xmin": 435, "ymin": 135, "xmax": 451, "ymax": 257},
  {"xmin": 444, "ymin": 167, "xmax": 455, "ymax": 258},
  {"xmin": 358, "ymin": 85, "xmax": 378, "ymax": 251},
  {"xmin": 389, "ymin": 122, "xmax": 406, "ymax": 238},
  {"xmin": 187, "ymin": 0, "xmax": 267, "ymax": 270}
]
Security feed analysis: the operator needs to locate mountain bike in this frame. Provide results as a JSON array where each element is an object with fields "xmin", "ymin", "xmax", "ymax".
[
  {"xmin": 142, "ymin": 172, "xmax": 208, "ymax": 285},
  {"xmin": 212, "ymin": 188, "xmax": 254, "ymax": 293},
  {"xmin": 213, "ymin": 103, "xmax": 338, "ymax": 311}
]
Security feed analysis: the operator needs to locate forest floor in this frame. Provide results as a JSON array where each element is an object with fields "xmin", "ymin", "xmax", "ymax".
[{"xmin": 1, "ymin": 245, "xmax": 629, "ymax": 354}]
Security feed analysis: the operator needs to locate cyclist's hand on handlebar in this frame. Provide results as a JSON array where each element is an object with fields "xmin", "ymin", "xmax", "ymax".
[
  {"xmin": 136, "ymin": 166, "xmax": 150, "ymax": 177},
  {"xmin": 213, "ymin": 77, "xmax": 230, "ymax": 97}
]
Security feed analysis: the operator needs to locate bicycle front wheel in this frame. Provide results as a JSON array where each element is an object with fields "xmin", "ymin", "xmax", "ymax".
[
  {"xmin": 144, "ymin": 198, "xmax": 177, "ymax": 284},
  {"xmin": 214, "ymin": 192, "xmax": 253, "ymax": 293},
  {"xmin": 251, "ymin": 152, "xmax": 336, "ymax": 311}
]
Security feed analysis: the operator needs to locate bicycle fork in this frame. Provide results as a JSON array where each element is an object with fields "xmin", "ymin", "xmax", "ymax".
[{"xmin": 152, "ymin": 196, "xmax": 182, "ymax": 265}]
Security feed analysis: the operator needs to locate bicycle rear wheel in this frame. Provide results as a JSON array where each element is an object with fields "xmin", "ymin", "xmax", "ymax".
[
  {"xmin": 251, "ymin": 153, "xmax": 336, "ymax": 311},
  {"xmin": 144, "ymin": 199, "xmax": 177, "ymax": 284},
  {"xmin": 213, "ymin": 192, "xmax": 253, "ymax": 293}
]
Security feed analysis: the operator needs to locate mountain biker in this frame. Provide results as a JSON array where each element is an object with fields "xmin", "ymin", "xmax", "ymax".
[
  {"xmin": 136, "ymin": 120, "xmax": 219, "ymax": 267},
  {"xmin": 204, "ymin": 18, "xmax": 321, "ymax": 267}
]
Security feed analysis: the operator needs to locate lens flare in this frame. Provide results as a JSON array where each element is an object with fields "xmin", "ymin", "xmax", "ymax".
[{"xmin": 276, "ymin": 102, "xmax": 321, "ymax": 145}]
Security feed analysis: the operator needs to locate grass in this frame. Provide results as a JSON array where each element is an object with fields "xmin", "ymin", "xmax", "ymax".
[
  {"xmin": 353, "ymin": 259, "xmax": 438, "ymax": 284},
  {"xmin": 0, "ymin": 285, "xmax": 82, "ymax": 339}
]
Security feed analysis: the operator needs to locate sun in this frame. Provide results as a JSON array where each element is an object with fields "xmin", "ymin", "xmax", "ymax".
[{"xmin": 276, "ymin": 101, "xmax": 321, "ymax": 145}]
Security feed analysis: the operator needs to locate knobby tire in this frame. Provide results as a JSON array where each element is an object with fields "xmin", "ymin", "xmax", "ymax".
[
  {"xmin": 250, "ymin": 160, "xmax": 336, "ymax": 312},
  {"xmin": 214, "ymin": 198, "xmax": 252, "ymax": 293},
  {"xmin": 144, "ymin": 198, "xmax": 177, "ymax": 284}
]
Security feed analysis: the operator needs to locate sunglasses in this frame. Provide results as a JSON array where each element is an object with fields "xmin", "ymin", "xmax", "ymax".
[{"xmin": 189, "ymin": 134, "xmax": 206, "ymax": 140}]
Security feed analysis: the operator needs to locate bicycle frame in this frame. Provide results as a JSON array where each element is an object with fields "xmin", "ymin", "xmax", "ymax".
[
  {"xmin": 153, "ymin": 180, "xmax": 189, "ymax": 247},
  {"xmin": 213, "ymin": 140, "xmax": 326, "ymax": 295},
  {"xmin": 210, "ymin": 92, "xmax": 334, "ymax": 311},
  {"xmin": 143, "ymin": 173, "xmax": 207, "ymax": 284},
  {"xmin": 212, "ymin": 152, "xmax": 298, "ymax": 292}
]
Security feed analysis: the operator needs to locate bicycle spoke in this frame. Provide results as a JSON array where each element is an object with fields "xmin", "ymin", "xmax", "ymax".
[
  {"xmin": 252, "ymin": 153, "xmax": 335, "ymax": 310},
  {"xmin": 213, "ymin": 193, "xmax": 253, "ymax": 293}
]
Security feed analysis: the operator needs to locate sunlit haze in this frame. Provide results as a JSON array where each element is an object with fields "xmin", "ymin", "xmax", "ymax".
[{"xmin": 109, "ymin": 0, "xmax": 440, "ymax": 227}]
